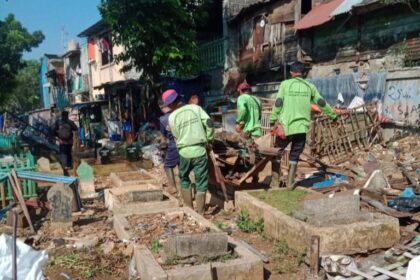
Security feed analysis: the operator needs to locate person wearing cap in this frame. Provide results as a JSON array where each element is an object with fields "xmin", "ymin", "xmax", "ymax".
[
  {"xmin": 269, "ymin": 61, "xmax": 337, "ymax": 190},
  {"xmin": 166, "ymin": 89, "xmax": 214, "ymax": 214},
  {"xmin": 159, "ymin": 94, "xmax": 180, "ymax": 195},
  {"xmin": 235, "ymin": 81, "xmax": 262, "ymax": 137}
]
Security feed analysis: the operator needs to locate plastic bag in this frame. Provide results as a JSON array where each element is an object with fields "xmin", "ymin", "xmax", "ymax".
[
  {"xmin": 141, "ymin": 144, "xmax": 163, "ymax": 166},
  {"xmin": 0, "ymin": 234, "xmax": 48, "ymax": 280},
  {"xmin": 406, "ymin": 255, "xmax": 420, "ymax": 280}
]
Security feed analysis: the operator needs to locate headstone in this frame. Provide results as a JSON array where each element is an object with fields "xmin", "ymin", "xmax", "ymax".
[
  {"xmin": 76, "ymin": 162, "xmax": 94, "ymax": 181},
  {"xmin": 303, "ymin": 192, "xmax": 370, "ymax": 226},
  {"xmin": 363, "ymin": 170, "xmax": 390, "ymax": 193},
  {"xmin": 76, "ymin": 162, "xmax": 95, "ymax": 199},
  {"xmin": 47, "ymin": 182, "xmax": 73, "ymax": 232},
  {"xmin": 37, "ymin": 157, "xmax": 51, "ymax": 172}
]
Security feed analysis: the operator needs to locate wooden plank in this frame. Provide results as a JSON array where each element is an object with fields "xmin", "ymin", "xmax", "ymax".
[
  {"xmin": 370, "ymin": 266, "xmax": 405, "ymax": 280},
  {"xmin": 209, "ymin": 150, "xmax": 229, "ymax": 202},
  {"xmin": 238, "ymin": 156, "xmax": 271, "ymax": 185},
  {"xmin": 8, "ymin": 170, "xmax": 36, "ymax": 234},
  {"xmin": 310, "ymin": 236, "xmax": 320, "ymax": 277},
  {"xmin": 348, "ymin": 262, "xmax": 406, "ymax": 280}
]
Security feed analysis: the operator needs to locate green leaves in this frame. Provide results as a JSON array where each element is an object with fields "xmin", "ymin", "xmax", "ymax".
[
  {"xmin": 0, "ymin": 14, "xmax": 44, "ymax": 107},
  {"xmin": 99, "ymin": 0, "xmax": 208, "ymax": 82}
]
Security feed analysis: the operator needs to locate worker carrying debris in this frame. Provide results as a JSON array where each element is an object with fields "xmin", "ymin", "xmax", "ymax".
[
  {"xmin": 269, "ymin": 62, "xmax": 338, "ymax": 190},
  {"xmin": 159, "ymin": 91, "xmax": 180, "ymax": 195},
  {"xmin": 167, "ymin": 90, "xmax": 215, "ymax": 214},
  {"xmin": 235, "ymin": 81, "xmax": 262, "ymax": 137}
]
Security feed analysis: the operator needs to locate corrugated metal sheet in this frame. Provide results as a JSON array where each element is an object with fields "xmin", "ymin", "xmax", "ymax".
[
  {"xmin": 294, "ymin": 0, "xmax": 344, "ymax": 30},
  {"xmin": 331, "ymin": 0, "xmax": 363, "ymax": 16}
]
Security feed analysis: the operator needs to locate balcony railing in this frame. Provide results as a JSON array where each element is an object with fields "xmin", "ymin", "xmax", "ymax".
[{"xmin": 198, "ymin": 38, "xmax": 225, "ymax": 71}]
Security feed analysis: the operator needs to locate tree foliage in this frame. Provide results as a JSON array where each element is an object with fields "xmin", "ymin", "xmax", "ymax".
[
  {"xmin": 8, "ymin": 60, "xmax": 41, "ymax": 112},
  {"xmin": 99, "ymin": 0, "xmax": 209, "ymax": 82},
  {"xmin": 0, "ymin": 14, "xmax": 44, "ymax": 106},
  {"xmin": 380, "ymin": 0, "xmax": 420, "ymax": 14}
]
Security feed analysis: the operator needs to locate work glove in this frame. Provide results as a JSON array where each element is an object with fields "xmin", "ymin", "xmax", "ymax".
[
  {"xmin": 276, "ymin": 124, "xmax": 286, "ymax": 140},
  {"xmin": 270, "ymin": 125, "xmax": 276, "ymax": 136},
  {"xmin": 235, "ymin": 122, "xmax": 243, "ymax": 133}
]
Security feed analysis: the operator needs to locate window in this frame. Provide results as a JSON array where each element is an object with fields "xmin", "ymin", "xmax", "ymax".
[{"xmin": 99, "ymin": 34, "xmax": 113, "ymax": 66}]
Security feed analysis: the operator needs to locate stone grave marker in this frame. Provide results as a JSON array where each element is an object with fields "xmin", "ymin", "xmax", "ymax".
[
  {"xmin": 47, "ymin": 182, "xmax": 73, "ymax": 232},
  {"xmin": 76, "ymin": 161, "xmax": 96, "ymax": 198},
  {"xmin": 37, "ymin": 157, "xmax": 51, "ymax": 172}
]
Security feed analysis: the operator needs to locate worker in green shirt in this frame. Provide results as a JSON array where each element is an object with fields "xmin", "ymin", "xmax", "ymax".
[
  {"xmin": 235, "ymin": 82, "xmax": 262, "ymax": 137},
  {"xmin": 270, "ymin": 62, "xmax": 338, "ymax": 190},
  {"xmin": 167, "ymin": 90, "xmax": 214, "ymax": 214}
]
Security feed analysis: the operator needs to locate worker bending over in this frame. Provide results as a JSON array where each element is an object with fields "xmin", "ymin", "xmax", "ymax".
[
  {"xmin": 270, "ymin": 62, "xmax": 337, "ymax": 190},
  {"xmin": 167, "ymin": 90, "xmax": 214, "ymax": 214}
]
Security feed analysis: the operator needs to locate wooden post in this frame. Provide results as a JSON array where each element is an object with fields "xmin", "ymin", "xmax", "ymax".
[
  {"xmin": 310, "ymin": 235, "xmax": 320, "ymax": 277},
  {"xmin": 130, "ymin": 86, "xmax": 134, "ymax": 137}
]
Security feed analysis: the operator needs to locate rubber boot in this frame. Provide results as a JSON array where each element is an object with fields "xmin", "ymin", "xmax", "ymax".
[
  {"xmin": 286, "ymin": 162, "xmax": 298, "ymax": 191},
  {"xmin": 181, "ymin": 188, "xmax": 193, "ymax": 208},
  {"xmin": 270, "ymin": 160, "xmax": 281, "ymax": 188},
  {"xmin": 195, "ymin": 192, "xmax": 206, "ymax": 215},
  {"xmin": 165, "ymin": 168, "xmax": 178, "ymax": 194}
]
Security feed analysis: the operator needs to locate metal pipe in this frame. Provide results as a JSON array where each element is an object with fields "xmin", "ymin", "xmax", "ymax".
[{"xmin": 12, "ymin": 210, "xmax": 17, "ymax": 280}]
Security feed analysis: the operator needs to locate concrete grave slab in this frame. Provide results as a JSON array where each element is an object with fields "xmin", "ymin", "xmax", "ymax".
[
  {"xmin": 235, "ymin": 189, "xmax": 400, "ymax": 255},
  {"xmin": 110, "ymin": 170, "xmax": 161, "ymax": 188},
  {"xmin": 302, "ymin": 192, "xmax": 374, "ymax": 226},
  {"xmin": 105, "ymin": 183, "xmax": 178, "ymax": 214},
  {"xmin": 162, "ymin": 232, "xmax": 228, "ymax": 260},
  {"xmin": 114, "ymin": 207, "xmax": 263, "ymax": 280}
]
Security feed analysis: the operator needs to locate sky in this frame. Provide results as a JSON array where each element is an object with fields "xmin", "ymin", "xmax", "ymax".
[{"xmin": 0, "ymin": 0, "xmax": 101, "ymax": 60}]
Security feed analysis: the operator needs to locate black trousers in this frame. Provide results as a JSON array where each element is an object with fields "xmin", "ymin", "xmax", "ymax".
[
  {"xmin": 275, "ymin": 133, "xmax": 306, "ymax": 163},
  {"xmin": 59, "ymin": 144, "xmax": 73, "ymax": 168}
]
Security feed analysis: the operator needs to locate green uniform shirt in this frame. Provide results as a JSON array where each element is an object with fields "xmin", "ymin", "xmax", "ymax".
[
  {"xmin": 236, "ymin": 94, "xmax": 262, "ymax": 137},
  {"xmin": 270, "ymin": 77, "xmax": 337, "ymax": 136},
  {"xmin": 169, "ymin": 104, "xmax": 215, "ymax": 158}
]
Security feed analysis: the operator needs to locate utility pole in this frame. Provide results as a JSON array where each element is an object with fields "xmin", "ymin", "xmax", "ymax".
[{"xmin": 61, "ymin": 25, "xmax": 68, "ymax": 51}]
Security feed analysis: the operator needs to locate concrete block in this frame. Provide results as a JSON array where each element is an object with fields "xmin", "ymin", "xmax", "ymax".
[
  {"xmin": 167, "ymin": 264, "xmax": 212, "ymax": 280},
  {"xmin": 79, "ymin": 179, "xmax": 96, "ymax": 199},
  {"xmin": 110, "ymin": 170, "xmax": 161, "ymax": 188},
  {"xmin": 113, "ymin": 214, "xmax": 135, "ymax": 242},
  {"xmin": 134, "ymin": 245, "xmax": 168, "ymax": 280},
  {"xmin": 211, "ymin": 237, "xmax": 263, "ymax": 280},
  {"xmin": 115, "ymin": 208, "xmax": 264, "ymax": 280},
  {"xmin": 163, "ymin": 232, "xmax": 228, "ymax": 260},
  {"xmin": 303, "ymin": 193, "xmax": 368, "ymax": 225},
  {"xmin": 363, "ymin": 170, "xmax": 390, "ymax": 193},
  {"xmin": 235, "ymin": 189, "xmax": 400, "ymax": 255},
  {"xmin": 107, "ymin": 189, "xmax": 178, "ymax": 215}
]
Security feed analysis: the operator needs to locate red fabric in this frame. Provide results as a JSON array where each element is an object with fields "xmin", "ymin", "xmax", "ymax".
[
  {"xmin": 294, "ymin": 0, "xmax": 344, "ymax": 30},
  {"xmin": 88, "ymin": 38, "xmax": 95, "ymax": 61}
]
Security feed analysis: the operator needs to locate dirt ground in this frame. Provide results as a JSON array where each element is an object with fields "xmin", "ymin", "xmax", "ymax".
[
  {"xmin": 209, "ymin": 208, "xmax": 309, "ymax": 280},
  {"xmin": 34, "ymin": 201, "xmax": 131, "ymax": 280}
]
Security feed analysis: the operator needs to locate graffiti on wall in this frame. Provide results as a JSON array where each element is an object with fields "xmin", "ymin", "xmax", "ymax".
[{"xmin": 384, "ymin": 79, "xmax": 420, "ymax": 125}]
